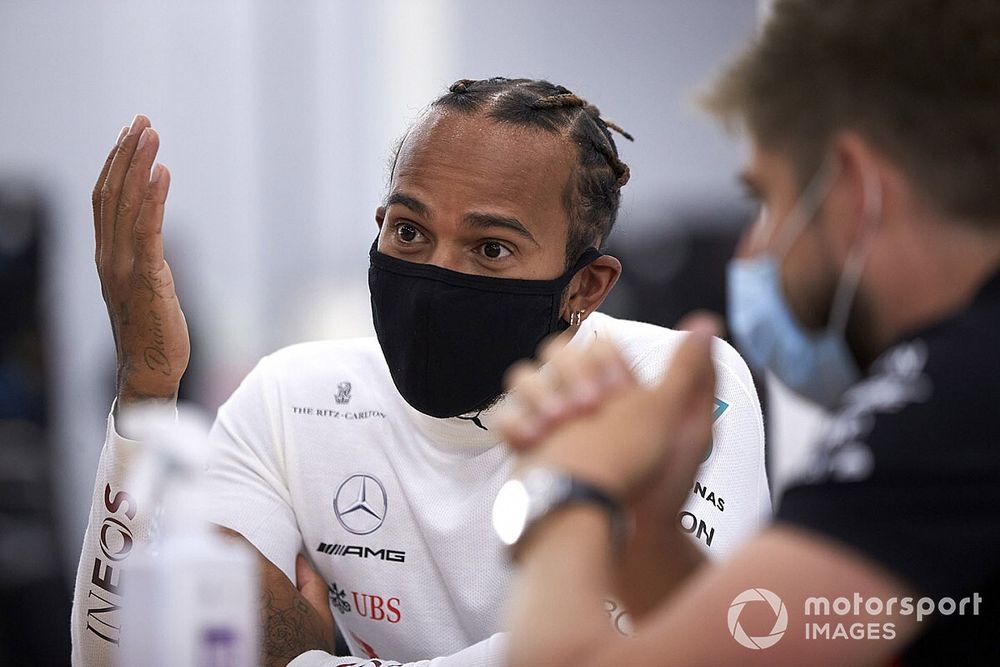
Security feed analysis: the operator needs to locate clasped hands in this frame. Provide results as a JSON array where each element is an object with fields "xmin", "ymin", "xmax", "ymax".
[{"xmin": 497, "ymin": 325, "xmax": 718, "ymax": 530}]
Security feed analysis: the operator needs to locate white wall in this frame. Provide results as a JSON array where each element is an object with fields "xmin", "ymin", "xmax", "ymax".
[{"xmin": 0, "ymin": 0, "xmax": 757, "ymax": 577}]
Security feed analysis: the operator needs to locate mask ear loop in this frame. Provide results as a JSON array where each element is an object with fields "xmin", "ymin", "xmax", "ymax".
[
  {"xmin": 770, "ymin": 155, "xmax": 841, "ymax": 262},
  {"xmin": 826, "ymin": 166, "xmax": 883, "ymax": 335}
]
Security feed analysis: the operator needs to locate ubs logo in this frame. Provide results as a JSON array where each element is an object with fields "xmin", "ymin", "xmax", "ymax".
[
  {"xmin": 335, "ymin": 382, "xmax": 352, "ymax": 404},
  {"xmin": 334, "ymin": 474, "xmax": 387, "ymax": 535}
]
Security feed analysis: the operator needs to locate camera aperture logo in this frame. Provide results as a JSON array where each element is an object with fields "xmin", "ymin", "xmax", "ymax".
[
  {"xmin": 728, "ymin": 588, "xmax": 982, "ymax": 648},
  {"xmin": 728, "ymin": 588, "xmax": 788, "ymax": 649}
]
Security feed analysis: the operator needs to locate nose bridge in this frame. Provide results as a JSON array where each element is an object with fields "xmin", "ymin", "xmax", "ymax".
[{"xmin": 426, "ymin": 233, "xmax": 465, "ymax": 272}]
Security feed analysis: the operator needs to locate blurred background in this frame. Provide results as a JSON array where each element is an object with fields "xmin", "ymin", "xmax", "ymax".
[{"xmin": 0, "ymin": 1, "xmax": 824, "ymax": 663}]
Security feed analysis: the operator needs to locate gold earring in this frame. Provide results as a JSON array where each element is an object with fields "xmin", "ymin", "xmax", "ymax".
[{"xmin": 570, "ymin": 310, "xmax": 584, "ymax": 327}]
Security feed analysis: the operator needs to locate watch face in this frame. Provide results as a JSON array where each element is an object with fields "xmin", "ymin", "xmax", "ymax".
[
  {"xmin": 493, "ymin": 479, "xmax": 530, "ymax": 545},
  {"xmin": 521, "ymin": 468, "xmax": 572, "ymax": 510},
  {"xmin": 493, "ymin": 469, "xmax": 575, "ymax": 546}
]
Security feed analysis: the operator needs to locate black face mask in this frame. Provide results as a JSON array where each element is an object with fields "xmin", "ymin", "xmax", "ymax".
[{"xmin": 368, "ymin": 241, "xmax": 602, "ymax": 419}]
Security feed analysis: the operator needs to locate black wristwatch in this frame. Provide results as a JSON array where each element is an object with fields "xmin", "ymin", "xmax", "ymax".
[{"xmin": 492, "ymin": 467, "xmax": 624, "ymax": 559}]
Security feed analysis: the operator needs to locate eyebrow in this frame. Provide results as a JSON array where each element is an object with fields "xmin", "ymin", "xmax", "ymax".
[
  {"xmin": 464, "ymin": 212, "xmax": 539, "ymax": 246},
  {"xmin": 385, "ymin": 192, "xmax": 430, "ymax": 217},
  {"xmin": 386, "ymin": 191, "xmax": 539, "ymax": 247}
]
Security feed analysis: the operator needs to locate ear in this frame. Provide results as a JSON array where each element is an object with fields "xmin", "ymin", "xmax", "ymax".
[
  {"xmin": 375, "ymin": 206, "xmax": 386, "ymax": 230},
  {"xmin": 824, "ymin": 132, "xmax": 887, "ymax": 255},
  {"xmin": 561, "ymin": 254, "xmax": 622, "ymax": 323}
]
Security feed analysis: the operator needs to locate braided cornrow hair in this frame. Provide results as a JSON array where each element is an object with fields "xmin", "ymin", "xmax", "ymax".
[{"xmin": 430, "ymin": 77, "xmax": 633, "ymax": 266}]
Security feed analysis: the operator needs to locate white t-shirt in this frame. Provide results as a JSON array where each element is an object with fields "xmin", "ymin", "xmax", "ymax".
[{"xmin": 72, "ymin": 312, "xmax": 769, "ymax": 666}]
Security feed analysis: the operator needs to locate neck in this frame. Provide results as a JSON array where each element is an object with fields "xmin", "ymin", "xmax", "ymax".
[{"xmin": 857, "ymin": 215, "xmax": 1000, "ymax": 365}]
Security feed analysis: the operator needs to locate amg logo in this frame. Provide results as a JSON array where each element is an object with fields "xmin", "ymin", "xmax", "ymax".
[{"xmin": 316, "ymin": 542, "xmax": 406, "ymax": 563}]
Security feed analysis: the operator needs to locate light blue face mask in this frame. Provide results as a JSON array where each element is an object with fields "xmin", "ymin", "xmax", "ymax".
[{"xmin": 727, "ymin": 159, "xmax": 879, "ymax": 410}]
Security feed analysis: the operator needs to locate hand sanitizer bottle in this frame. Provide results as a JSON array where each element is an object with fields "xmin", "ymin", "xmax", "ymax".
[{"xmin": 117, "ymin": 406, "xmax": 259, "ymax": 667}]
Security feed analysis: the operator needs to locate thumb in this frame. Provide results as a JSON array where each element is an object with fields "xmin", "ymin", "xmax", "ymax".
[
  {"xmin": 296, "ymin": 554, "xmax": 328, "ymax": 613},
  {"xmin": 652, "ymin": 331, "xmax": 715, "ymax": 405}
]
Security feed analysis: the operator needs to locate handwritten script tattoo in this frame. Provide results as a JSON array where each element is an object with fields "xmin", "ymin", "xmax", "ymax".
[
  {"xmin": 142, "ymin": 310, "xmax": 172, "ymax": 375},
  {"xmin": 139, "ymin": 271, "xmax": 172, "ymax": 302}
]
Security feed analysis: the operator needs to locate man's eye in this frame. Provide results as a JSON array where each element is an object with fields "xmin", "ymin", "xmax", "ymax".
[
  {"xmin": 480, "ymin": 241, "xmax": 512, "ymax": 260},
  {"xmin": 396, "ymin": 223, "xmax": 420, "ymax": 243}
]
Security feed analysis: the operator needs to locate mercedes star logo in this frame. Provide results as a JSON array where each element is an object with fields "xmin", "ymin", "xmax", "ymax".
[{"xmin": 334, "ymin": 474, "xmax": 388, "ymax": 535}]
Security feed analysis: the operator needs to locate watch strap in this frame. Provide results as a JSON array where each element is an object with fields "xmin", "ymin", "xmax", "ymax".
[{"xmin": 511, "ymin": 470, "xmax": 624, "ymax": 560}]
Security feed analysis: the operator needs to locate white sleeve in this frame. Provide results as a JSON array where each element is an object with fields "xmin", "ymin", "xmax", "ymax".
[
  {"xmin": 631, "ymin": 337, "xmax": 771, "ymax": 558},
  {"xmin": 203, "ymin": 353, "xmax": 302, "ymax": 580},
  {"xmin": 71, "ymin": 404, "xmax": 150, "ymax": 666},
  {"xmin": 288, "ymin": 632, "xmax": 507, "ymax": 667}
]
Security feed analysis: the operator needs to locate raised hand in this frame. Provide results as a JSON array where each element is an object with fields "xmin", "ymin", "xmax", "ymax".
[{"xmin": 92, "ymin": 116, "xmax": 190, "ymax": 410}]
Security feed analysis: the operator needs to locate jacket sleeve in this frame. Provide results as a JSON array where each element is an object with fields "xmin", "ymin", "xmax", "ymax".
[
  {"xmin": 202, "ymin": 353, "xmax": 302, "ymax": 579},
  {"xmin": 71, "ymin": 404, "xmax": 152, "ymax": 666}
]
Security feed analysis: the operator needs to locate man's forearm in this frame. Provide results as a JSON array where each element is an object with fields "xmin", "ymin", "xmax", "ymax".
[
  {"xmin": 72, "ymin": 409, "xmax": 148, "ymax": 666},
  {"xmin": 505, "ymin": 505, "xmax": 614, "ymax": 667},
  {"xmin": 217, "ymin": 528, "xmax": 336, "ymax": 666},
  {"xmin": 259, "ymin": 584, "xmax": 336, "ymax": 667},
  {"xmin": 616, "ymin": 524, "xmax": 705, "ymax": 619}
]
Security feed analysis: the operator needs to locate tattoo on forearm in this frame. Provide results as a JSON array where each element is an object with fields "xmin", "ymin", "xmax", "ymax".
[
  {"xmin": 143, "ymin": 310, "xmax": 172, "ymax": 375},
  {"xmin": 261, "ymin": 588, "xmax": 330, "ymax": 667},
  {"xmin": 139, "ymin": 272, "xmax": 172, "ymax": 302}
]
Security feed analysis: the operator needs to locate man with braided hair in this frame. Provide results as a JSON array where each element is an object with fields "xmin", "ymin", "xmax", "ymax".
[{"xmin": 72, "ymin": 77, "xmax": 770, "ymax": 666}]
